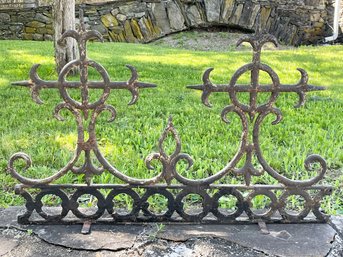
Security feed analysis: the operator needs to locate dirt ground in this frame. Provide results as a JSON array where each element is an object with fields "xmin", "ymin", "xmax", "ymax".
[{"xmin": 150, "ymin": 29, "xmax": 294, "ymax": 52}]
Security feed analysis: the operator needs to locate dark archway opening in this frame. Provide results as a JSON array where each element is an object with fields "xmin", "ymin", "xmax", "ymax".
[{"xmin": 150, "ymin": 25, "xmax": 254, "ymax": 52}]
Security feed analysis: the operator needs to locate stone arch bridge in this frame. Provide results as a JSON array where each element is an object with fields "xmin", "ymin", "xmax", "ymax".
[{"xmin": 0, "ymin": 0, "xmax": 342, "ymax": 45}]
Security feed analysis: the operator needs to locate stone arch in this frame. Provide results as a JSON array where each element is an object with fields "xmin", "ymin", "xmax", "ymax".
[
  {"xmin": 0, "ymin": 0, "xmax": 340, "ymax": 45},
  {"xmin": 77, "ymin": 0, "xmax": 337, "ymax": 46}
]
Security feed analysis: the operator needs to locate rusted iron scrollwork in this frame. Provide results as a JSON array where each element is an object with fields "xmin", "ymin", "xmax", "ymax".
[{"xmin": 8, "ymin": 17, "xmax": 332, "ymax": 225}]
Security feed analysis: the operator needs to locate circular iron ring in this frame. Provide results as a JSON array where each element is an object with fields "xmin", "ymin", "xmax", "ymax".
[
  {"xmin": 245, "ymin": 190, "xmax": 278, "ymax": 220},
  {"xmin": 211, "ymin": 188, "xmax": 245, "ymax": 221},
  {"xmin": 105, "ymin": 188, "xmax": 140, "ymax": 221},
  {"xmin": 229, "ymin": 63, "xmax": 280, "ymax": 113},
  {"xmin": 35, "ymin": 189, "xmax": 69, "ymax": 221},
  {"xmin": 58, "ymin": 59, "xmax": 111, "ymax": 110},
  {"xmin": 175, "ymin": 189, "xmax": 211, "ymax": 222},
  {"xmin": 278, "ymin": 189, "xmax": 312, "ymax": 221},
  {"xmin": 141, "ymin": 188, "xmax": 175, "ymax": 221},
  {"xmin": 70, "ymin": 188, "xmax": 106, "ymax": 220}
]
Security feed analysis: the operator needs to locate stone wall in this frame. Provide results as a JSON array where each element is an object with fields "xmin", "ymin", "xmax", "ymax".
[
  {"xmin": 0, "ymin": 0, "xmax": 37, "ymax": 9},
  {"xmin": 0, "ymin": 6, "xmax": 52, "ymax": 41},
  {"xmin": 0, "ymin": 0, "xmax": 341, "ymax": 45}
]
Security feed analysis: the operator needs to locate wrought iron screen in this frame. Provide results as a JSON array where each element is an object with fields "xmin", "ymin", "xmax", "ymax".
[{"xmin": 8, "ymin": 19, "xmax": 332, "ymax": 226}]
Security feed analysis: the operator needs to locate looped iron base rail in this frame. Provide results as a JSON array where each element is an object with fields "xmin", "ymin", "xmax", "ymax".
[{"xmin": 8, "ymin": 14, "xmax": 332, "ymax": 228}]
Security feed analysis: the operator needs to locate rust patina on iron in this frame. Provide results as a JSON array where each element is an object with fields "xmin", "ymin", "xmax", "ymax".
[{"xmin": 8, "ymin": 14, "xmax": 332, "ymax": 226}]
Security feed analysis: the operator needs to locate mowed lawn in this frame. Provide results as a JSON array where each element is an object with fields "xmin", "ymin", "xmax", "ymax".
[{"xmin": 0, "ymin": 39, "xmax": 342, "ymax": 213}]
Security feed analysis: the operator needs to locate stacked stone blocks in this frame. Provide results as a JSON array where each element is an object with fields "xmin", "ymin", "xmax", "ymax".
[{"xmin": 0, "ymin": 0, "xmax": 339, "ymax": 45}]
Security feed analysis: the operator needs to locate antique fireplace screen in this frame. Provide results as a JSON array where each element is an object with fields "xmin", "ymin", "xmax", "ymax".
[{"xmin": 8, "ymin": 18, "xmax": 332, "ymax": 226}]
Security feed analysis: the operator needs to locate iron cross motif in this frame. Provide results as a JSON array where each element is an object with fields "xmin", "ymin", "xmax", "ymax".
[
  {"xmin": 13, "ymin": 14, "xmax": 156, "ymax": 111},
  {"xmin": 11, "ymin": 11, "xmax": 156, "ymax": 184},
  {"xmin": 188, "ymin": 31, "xmax": 325, "ymax": 186}
]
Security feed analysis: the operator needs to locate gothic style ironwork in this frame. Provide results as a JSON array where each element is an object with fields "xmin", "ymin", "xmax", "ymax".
[{"xmin": 8, "ymin": 20, "xmax": 332, "ymax": 226}]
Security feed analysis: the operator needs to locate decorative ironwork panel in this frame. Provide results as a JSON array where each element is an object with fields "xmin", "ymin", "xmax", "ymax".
[{"xmin": 8, "ymin": 16, "xmax": 332, "ymax": 226}]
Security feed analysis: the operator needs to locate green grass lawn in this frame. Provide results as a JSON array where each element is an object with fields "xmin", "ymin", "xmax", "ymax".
[{"xmin": 0, "ymin": 40, "xmax": 342, "ymax": 214}]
